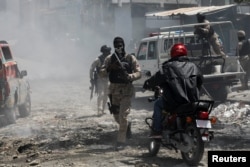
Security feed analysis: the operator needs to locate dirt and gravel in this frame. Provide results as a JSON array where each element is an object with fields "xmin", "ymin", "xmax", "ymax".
[{"xmin": 0, "ymin": 76, "xmax": 250, "ymax": 167}]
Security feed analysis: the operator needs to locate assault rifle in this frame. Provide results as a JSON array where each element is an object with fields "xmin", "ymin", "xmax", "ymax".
[{"xmin": 90, "ymin": 70, "xmax": 98, "ymax": 100}]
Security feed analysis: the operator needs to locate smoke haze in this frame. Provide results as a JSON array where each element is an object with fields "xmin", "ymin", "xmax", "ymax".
[{"xmin": 0, "ymin": 1, "xmax": 115, "ymax": 81}]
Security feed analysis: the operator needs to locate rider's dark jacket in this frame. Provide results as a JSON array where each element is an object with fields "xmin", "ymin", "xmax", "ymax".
[{"xmin": 144, "ymin": 56, "xmax": 203, "ymax": 111}]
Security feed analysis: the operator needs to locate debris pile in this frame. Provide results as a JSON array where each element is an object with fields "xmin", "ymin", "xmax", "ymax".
[{"xmin": 211, "ymin": 102, "xmax": 250, "ymax": 125}]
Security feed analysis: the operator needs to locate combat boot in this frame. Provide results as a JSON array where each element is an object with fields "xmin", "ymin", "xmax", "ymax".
[
  {"xmin": 114, "ymin": 142, "xmax": 126, "ymax": 151},
  {"xmin": 126, "ymin": 122, "xmax": 132, "ymax": 139}
]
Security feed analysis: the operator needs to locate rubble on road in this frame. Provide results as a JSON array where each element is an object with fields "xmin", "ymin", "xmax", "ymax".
[{"xmin": 211, "ymin": 101, "xmax": 250, "ymax": 127}]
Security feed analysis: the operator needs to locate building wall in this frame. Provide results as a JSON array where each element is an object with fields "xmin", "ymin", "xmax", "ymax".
[
  {"xmin": 1, "ymin": 0, "xmax": 243, "ymax": 48},
  {"xmin": 114, "ymin": 4, "xmax": 133, "ymax": 43}
]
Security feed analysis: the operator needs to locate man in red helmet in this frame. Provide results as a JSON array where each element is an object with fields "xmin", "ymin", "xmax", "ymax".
[{"xmin": 143, "ymin": 43, "xmax": 203, "ymax": 138}]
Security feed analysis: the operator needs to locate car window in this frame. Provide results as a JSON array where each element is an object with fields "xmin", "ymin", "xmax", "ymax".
[
  {"xmin": 163, "ymin": 38, "xmax": 173, "ymax": 52},
  {"xmin": 147, "ymin": 41, "xmax": 157, "ymax": 60},
  {"xmin": 2, "ymin": 46, "xmax": 13, "ymax": 60},
  {"xmin": 137, "ymin": 42, "xmax": 147, "ymax": 60}
]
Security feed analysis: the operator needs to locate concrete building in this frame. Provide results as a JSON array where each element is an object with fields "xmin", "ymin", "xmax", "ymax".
[{"xmin": 0, "ymin": 0, "xmax": 249, "ymax": 48}]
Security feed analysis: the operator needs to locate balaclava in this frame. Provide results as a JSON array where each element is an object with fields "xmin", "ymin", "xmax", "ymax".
[{"xmin": 113, "ymin": 36, "xmax": 125, "ymax": 56}]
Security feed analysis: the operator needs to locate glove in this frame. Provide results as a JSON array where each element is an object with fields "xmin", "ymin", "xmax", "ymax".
[
  {"xmin": 122, "ymin": 71, "xmax": 132, "ymax": 83},
  {"xmin": 120, "ymin": 62, "xmax": 129, "ymax": 70},
  {"xmin": 127, "ymin": 74, "xmax": 133, "ymax": 81}
]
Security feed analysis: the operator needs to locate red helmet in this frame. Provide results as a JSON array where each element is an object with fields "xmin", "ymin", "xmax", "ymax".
[{"xmin": 170, "ymin": 43, "xmax": 187, "ymax": 58}]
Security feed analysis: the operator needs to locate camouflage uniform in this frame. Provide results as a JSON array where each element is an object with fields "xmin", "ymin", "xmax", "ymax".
[
  {"xmin": 195, "ymin": 13, "xmax": 226, "ymax": 58},
  {"xmin": 89, "ymin": 45, "xmax": 111, "ymax": 115},
  {"xmin": 101, "ymin": 37, "xmax": 141, "ymax": 144}
]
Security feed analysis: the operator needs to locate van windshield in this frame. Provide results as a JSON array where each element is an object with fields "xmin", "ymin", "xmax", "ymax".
[{"xmin": 137, "ymin": 41, "xmax": 157, "ymax": 60}]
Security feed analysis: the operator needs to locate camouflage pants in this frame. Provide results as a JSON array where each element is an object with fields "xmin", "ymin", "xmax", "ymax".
[
  {"xmin": 109, "ymin": 83, "xmax": 134, "ymax": 143},
  {"xmin": 97, "ymin": 78, "xmax": 109, "ymax": 113},
  {"xmin": 209, "ymin": 35, "xmax": 226, "ymax": 57}
]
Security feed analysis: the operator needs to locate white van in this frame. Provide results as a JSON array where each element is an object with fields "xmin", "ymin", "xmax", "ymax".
[{"xmin": 135, "ymin": 21, "xmax": 245, "ymax": 102}]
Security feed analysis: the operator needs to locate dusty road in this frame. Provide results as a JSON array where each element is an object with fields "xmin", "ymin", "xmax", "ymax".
[{"xmin": 0, "ymin": 77, "xmax": 250, "ymax": 167}]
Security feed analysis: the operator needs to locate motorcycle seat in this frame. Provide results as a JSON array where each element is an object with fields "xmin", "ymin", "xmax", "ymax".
[{"xmin": 174, "ymin": 101, "xmax": 212, "ymax": 115}]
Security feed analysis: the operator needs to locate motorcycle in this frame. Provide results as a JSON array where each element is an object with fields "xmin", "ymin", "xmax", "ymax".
[{"xmin": 145, "ymin": 87, "xmax": 216, "ymax": 166}]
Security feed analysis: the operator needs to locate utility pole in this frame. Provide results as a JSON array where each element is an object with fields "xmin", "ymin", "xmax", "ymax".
[{"xmin": 176, "ymin": 0, "xmax": 180, "ymax": 8}]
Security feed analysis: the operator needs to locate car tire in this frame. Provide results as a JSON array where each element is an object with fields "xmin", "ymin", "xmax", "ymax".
[
  {"xmin": 4, "ymin": 107, "xmax": 17, "ymax": 124},
  {"xmin": 19, "ymin": 94, "xmax": 31, "ymax": 117}
]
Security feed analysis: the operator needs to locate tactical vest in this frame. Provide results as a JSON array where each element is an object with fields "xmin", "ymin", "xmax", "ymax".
[{"xmin": 109, "ymin": 54, "xmax": 133, "ymax": 84}]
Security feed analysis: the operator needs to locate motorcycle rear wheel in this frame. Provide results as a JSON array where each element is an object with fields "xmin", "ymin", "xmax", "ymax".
[
  {"xmin": 181, "ymin": 125, "xmax": 204, "ymax": 166},
  {"xmin": 148, "ymin": 139, "xmax": 161, "ymax": 156}
]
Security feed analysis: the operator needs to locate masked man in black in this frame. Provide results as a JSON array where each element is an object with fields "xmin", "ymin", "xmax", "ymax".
[{"xmin": 101, "ymin": 37, "xmax": 141, "ymax": 150}]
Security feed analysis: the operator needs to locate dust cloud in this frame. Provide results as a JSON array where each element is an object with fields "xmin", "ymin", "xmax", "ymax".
[{"xmin": 0, "ymin": 1, "xmax": 115, "ymax": 81}]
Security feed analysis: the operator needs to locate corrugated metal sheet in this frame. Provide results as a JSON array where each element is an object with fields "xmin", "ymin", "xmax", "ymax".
[{"xmin": 146, "ymin": 4, "xmax": 236, "ymax": 17}]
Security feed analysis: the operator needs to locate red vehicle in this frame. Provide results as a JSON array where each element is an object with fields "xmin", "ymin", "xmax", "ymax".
[{"xmin": 0, "ymin": 40, "xmax": 31, "ymax": 124}]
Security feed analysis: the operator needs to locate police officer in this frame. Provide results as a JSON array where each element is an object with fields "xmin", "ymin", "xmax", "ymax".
[
  {"xmin": 89, "ymin": 45, "xmax": 111, "ymax": 116},
  {"xmin": 237, "ymin": 30, "xmax": 250, "ymax": 90},
  {"xmin": 194, "ymin": 13, "xmax": 226, "ymax": 58},
  {"xmin": 101, "ymin": 36, "xmax": 141, "ymax": 150}
]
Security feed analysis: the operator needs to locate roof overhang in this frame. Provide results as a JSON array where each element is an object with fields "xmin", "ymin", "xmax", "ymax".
[{"xmin": 146, "ymin": 4, "xmax": 236, "ymax": 18}]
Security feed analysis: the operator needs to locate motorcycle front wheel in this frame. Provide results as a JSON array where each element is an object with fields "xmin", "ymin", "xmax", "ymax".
[
  {"xmin": 181, "ymin": 124, "xmax": 204, "ymax": 166},
  {"xmin": 148, "ymin": 139, "xmax": 161, "ymax": 156}
]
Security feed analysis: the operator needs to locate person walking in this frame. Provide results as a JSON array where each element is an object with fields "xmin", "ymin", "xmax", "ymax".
[
  {"xmin": 237, "ymin": 30, "xmax": 250, "ymax": 90},
  {"xmin": 89, "ymin": 45, "xmax": 111, "ymax": 116},
  {"xmin": 101, "ymin": 36, "xmax": 141, "ymax": 150}
]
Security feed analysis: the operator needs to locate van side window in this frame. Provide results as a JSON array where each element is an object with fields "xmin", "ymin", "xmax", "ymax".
[
  {"xmin": 137, "ymin": 42, "xmax": 147, "ymax": 60},
  {"xmin": 148, "ymin": 41, "xmax": 157, "ymax": 60},
  {"xmin": 164, "ymin": 39, "xmax": 173, "ymax": 52}
]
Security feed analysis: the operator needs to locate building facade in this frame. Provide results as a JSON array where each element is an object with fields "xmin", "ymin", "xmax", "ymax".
[{"xmin": 0, "ymin": 0, "xmax": 248, "ymax": 49}]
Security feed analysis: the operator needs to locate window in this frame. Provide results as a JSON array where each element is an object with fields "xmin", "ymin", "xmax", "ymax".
[
  {"xmin": 148, "ymin": 41, "xmax": 157, "ymax": 60},
  {"xmin": 163, "ymin": 39, "xmax": 173, "ymax": 52},
  {"xmin": 2, "ymin": 46, "xmax": 13, "ymax": 60},
  {"xmin": 137, "ymin": 42, "xmax": 147, "ymax": 60}
]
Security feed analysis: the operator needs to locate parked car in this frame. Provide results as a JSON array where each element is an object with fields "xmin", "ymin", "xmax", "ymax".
[{"xmin": 0, "ymin": 40, "xmax": 31, "ymax": 124}]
